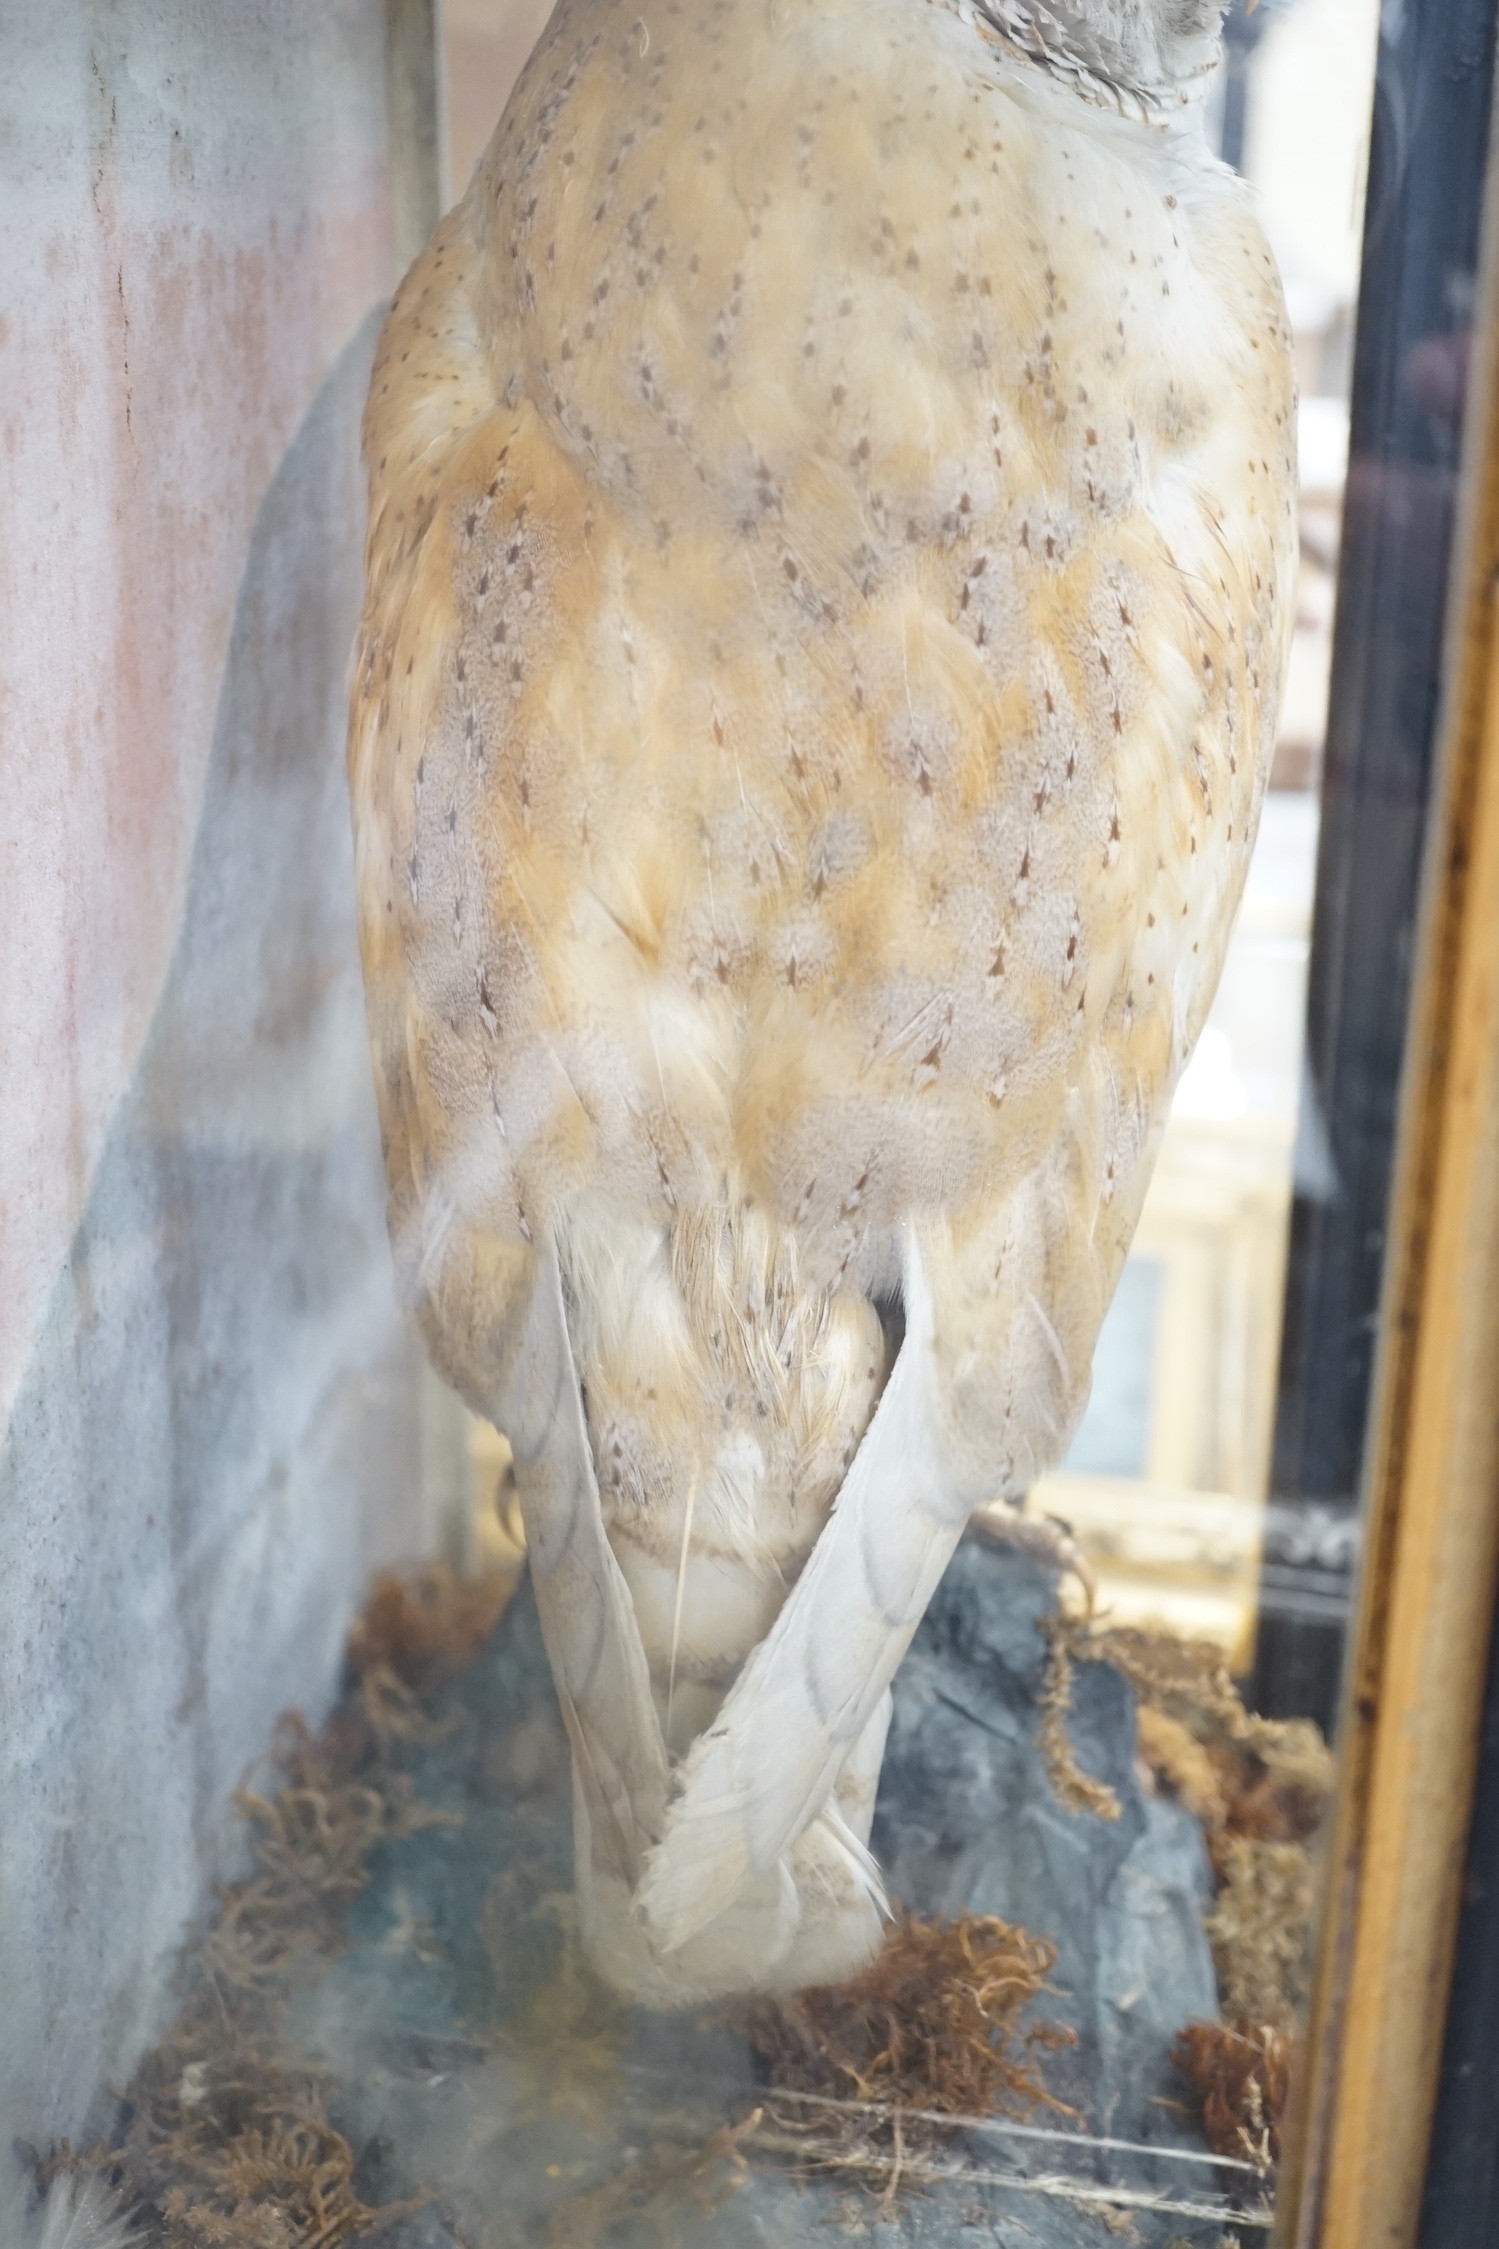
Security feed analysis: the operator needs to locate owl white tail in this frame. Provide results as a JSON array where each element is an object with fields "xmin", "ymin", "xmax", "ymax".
[
  {"xmin": 634, "ymin": 1230, "xmax": 973, "ymax": 1961},
  {"xmin": 507, "ymin": 1213, "xmax": 974, "ymax": 2002}
]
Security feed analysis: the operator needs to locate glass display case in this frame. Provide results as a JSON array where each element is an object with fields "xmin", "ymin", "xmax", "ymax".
[{"xmin": 6, "ymin": 4, "xmax": 1499, "ymax": 2247}]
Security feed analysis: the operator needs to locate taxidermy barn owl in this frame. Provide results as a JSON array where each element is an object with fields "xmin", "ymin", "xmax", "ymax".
[{"xmin": 348, "ymin": 0, "xmax": 1296, "ymax": 2003}]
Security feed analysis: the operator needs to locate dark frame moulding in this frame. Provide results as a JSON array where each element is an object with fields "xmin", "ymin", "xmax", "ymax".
[{"xmin": 1277, "ymin": 12, "xmax": 1499, "ymax": 2244}]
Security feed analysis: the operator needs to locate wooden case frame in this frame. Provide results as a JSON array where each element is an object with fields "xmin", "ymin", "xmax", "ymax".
[{"xmin": 1279, "ymin": 84, "xmax": 1499, "ymax": 2249}]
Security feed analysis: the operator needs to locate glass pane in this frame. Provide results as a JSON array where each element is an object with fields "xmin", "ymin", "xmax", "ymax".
[
  {"xmin": 8, "ymin": 3, "xmax": 1492, "ymax": 2247},
  {"xmin": 1063, "ymin": 1255, "xmax": 1163, "ymax": 1479},
  {"xmin": 1253, "ymin": 0, "xmax": 1499, "ymax": 1728}
]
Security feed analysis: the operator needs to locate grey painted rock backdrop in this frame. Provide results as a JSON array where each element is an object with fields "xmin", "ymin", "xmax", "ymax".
[{"xmin": 0, "ymin": 0, "xmax": 431, "ymax": 2150}]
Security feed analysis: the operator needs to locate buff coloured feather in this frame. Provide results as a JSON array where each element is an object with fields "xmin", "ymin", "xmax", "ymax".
[{"xmin": 347, "ymin": 0, "xmax": 1296, "ymax": 2003}]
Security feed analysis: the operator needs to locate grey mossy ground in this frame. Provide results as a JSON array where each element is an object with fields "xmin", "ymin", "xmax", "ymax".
[{"xmin": 285, "ymin": 1539, "xmax": 1266, "ymax": 2246}]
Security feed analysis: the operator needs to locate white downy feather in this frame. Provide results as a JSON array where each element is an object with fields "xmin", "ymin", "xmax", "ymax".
[{"xmin": 2, "ymin": 2173, "xmax": 138, "ymax": 2249}]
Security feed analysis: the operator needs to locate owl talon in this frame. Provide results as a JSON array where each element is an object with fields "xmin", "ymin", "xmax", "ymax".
[{"xmin": 972, "ymin": 1504, "xmax": 1098, "ymax": 1618}]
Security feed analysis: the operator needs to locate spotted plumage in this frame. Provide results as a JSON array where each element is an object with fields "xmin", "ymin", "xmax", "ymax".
[{"xmin": 348, "ymin": 0, "xmax": 1296, "ymax": 2002}]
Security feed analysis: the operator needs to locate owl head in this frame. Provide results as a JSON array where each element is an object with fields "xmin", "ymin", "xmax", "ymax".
[{"xmin": 976, "ymin": 0, "xmax": 1227, "ymax": 101}]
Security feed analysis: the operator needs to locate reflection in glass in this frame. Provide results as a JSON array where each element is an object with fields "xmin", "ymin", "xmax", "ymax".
[{"xmin": 37, "ymin": 4, "xmax": 1496, "ymax": 2245}]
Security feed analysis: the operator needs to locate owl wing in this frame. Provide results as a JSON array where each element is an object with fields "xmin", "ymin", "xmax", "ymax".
[
  {"xmin": 503, "ymin": 1246, "xmax": 670, "ymax": 1881},
  {"xmin": 348, "ymin": 211, "xmax": 671, "ymax": 1885},
  {"xmin": 635, "ymin": 1224, "xmax": 970, "ymax": 1951}
]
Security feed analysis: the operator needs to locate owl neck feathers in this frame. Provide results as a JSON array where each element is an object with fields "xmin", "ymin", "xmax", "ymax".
[{"xmin": 972, "ymin": 0, "xmax": 1224, "ymax": 117}]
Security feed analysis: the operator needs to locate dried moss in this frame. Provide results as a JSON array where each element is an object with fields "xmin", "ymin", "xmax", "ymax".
[
  {"xmin": 345, "ymin": 1563, "xmax": 514, "ymax": 1695},
  {"xmin": 1087, "ymin": 1625, "xmax": 1332, "ymax": 1853},
  {"xmin": 1207, "ymin": 1838, "xmax": 1319, "ymax": 2029},
  {"xmin": 42, "ymin": 1548, "xmax": 1328, "ymax": 2227},
  {"xmin": 1037, "ymin": 1607, "xmax": 1334, "ymax": 1862},
  {"xmin": 747, "ymin": 1908, "xmax": 1074, "ymax": 2150},
  {"xmin": 51, "ymin": 1570, "xmax": 513, "ymax": 2247},
  {"xmin": 1077, "ymin": 1620, "xmax": 1327, "ymax": 2174},
  {"xmin": 1036, "ymin": 1609, "xmax": 1332, "ymax": 2175},
  {"xmin": 1038, "ymin": 1613, "xmax": 1124, "ymax": 1821},
  {"xmin": 1135, "ymin": 1706, "xmax": 1230, "ymax": 1837},
  {"xmin": 109, "ymin": 2048, "xmax": 387, "ymax": 2249},
  {"xmin": 1174, "ymin": 2020, "xmax": 1295, "ymax": 2172},
  {"xmin": 756, "ymin": 1599, "xmax": 1330, "ymax": 2190}
]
